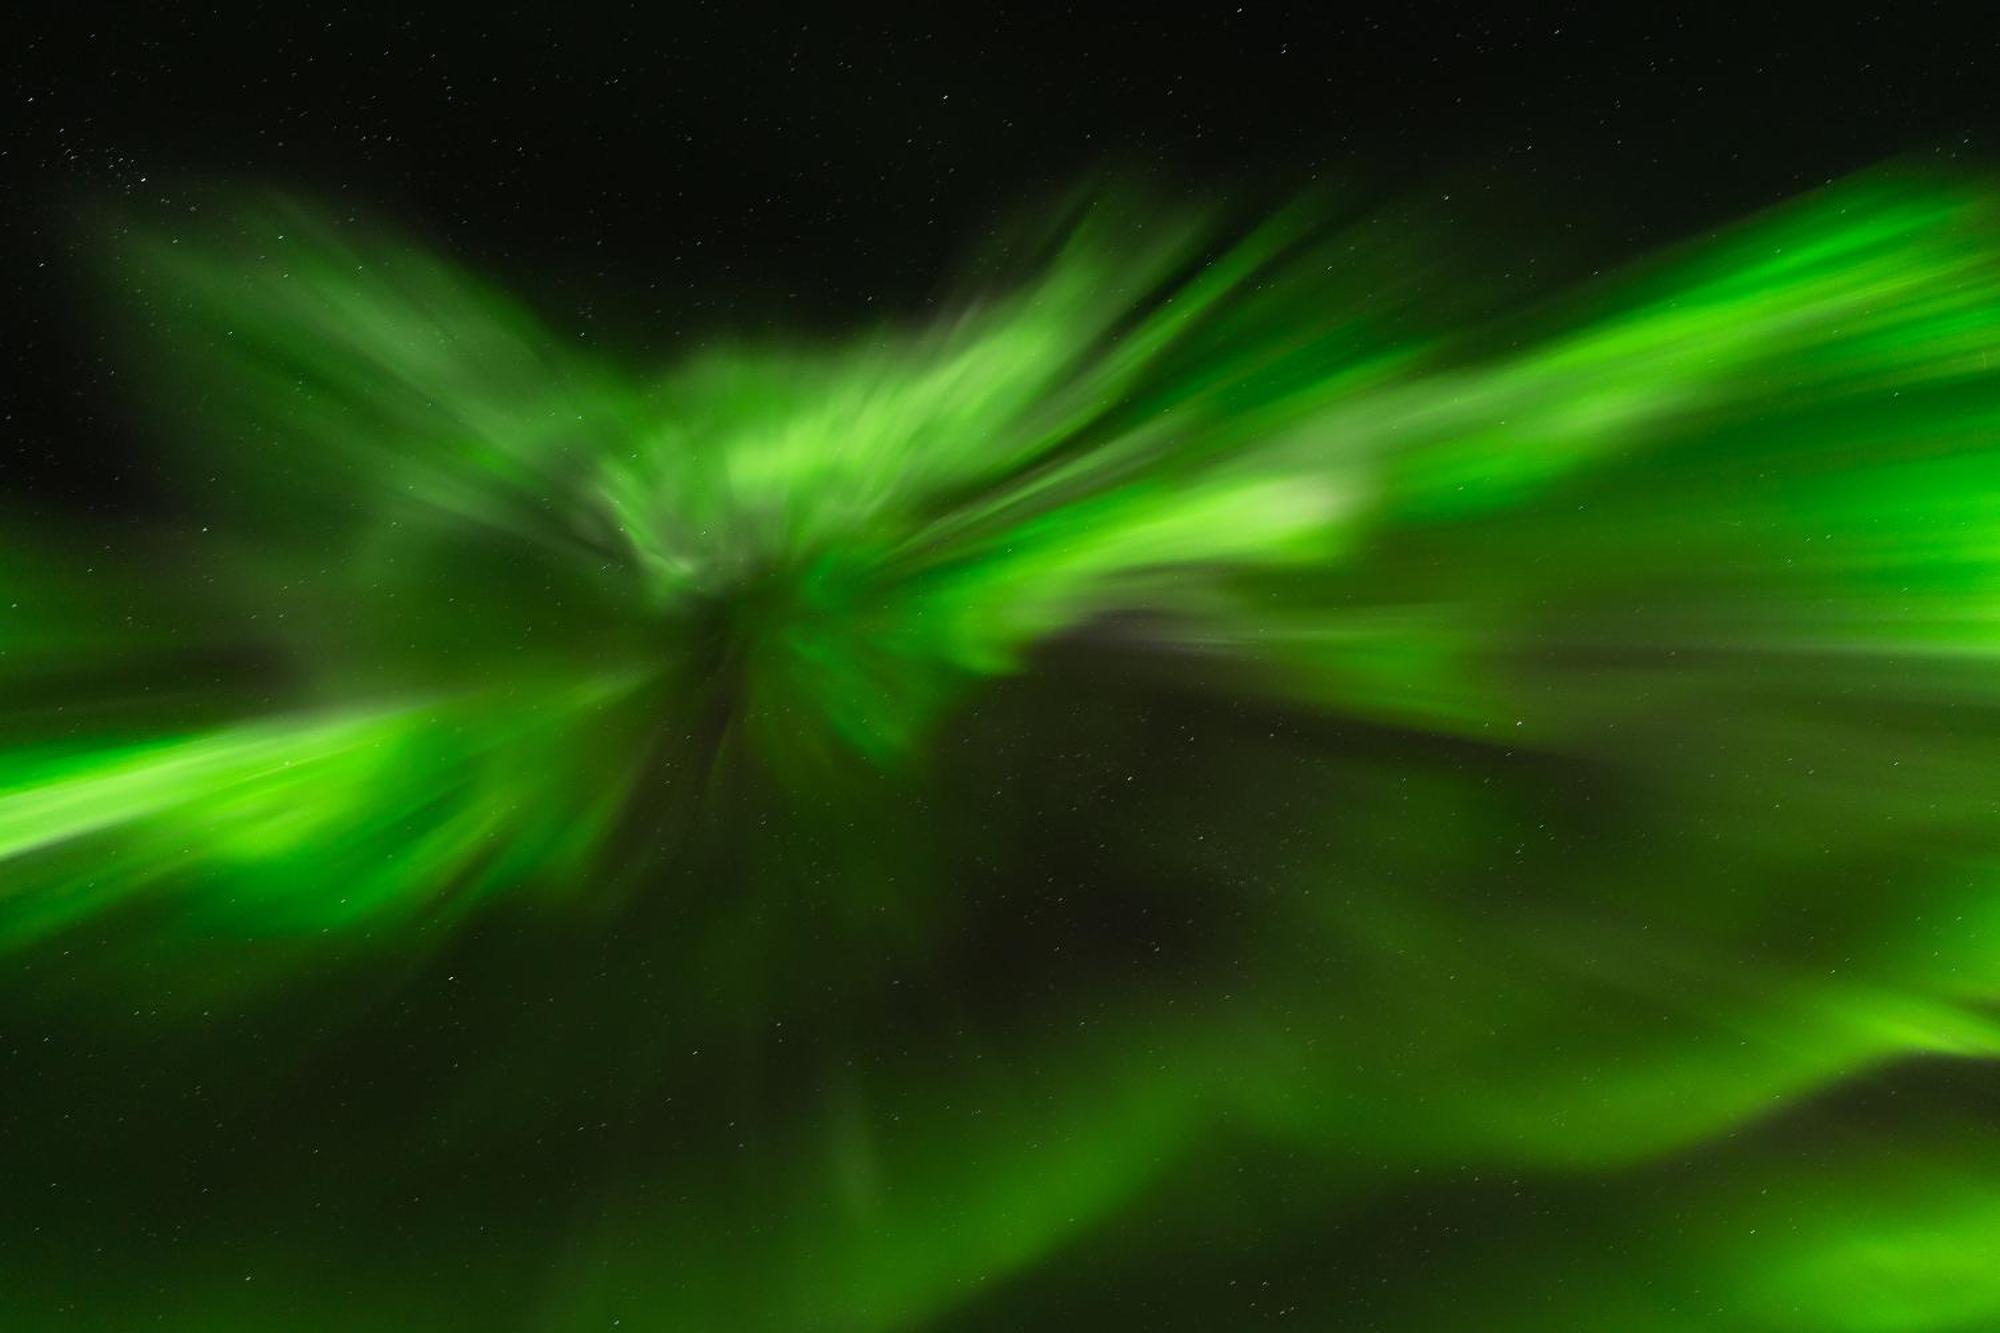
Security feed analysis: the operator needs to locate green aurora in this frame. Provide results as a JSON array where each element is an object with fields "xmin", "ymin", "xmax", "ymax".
[{"xmin": 10, "ymin": 170, "xmax": 2000, "ymax": 1327}]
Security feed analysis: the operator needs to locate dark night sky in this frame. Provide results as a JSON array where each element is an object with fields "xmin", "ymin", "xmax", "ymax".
[
  {"xmin": 4, "ymin": 5, "xmax": 1998, "ymax": 510},
  {"xmin": 7, "ymin": 11, "xmax": 2000, "ymax": 1329}
]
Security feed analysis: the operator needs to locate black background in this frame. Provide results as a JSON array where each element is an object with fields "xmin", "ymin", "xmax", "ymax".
[{"xmin": 5, "ymin": 5, "xmax": 1998, "ymax": 516}]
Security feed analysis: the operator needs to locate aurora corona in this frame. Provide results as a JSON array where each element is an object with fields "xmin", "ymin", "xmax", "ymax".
[{"xmin": 10, "ymin": 171, "xmax": 2000, "ymax": 1328}]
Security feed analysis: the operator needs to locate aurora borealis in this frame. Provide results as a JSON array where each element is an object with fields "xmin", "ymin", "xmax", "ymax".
[
  {"xmin": 6, "ymin": 165, "xmax": 2000, "ymax": 1327},
  {"xmin": 12, "ymin": 9, "xmax": 2000, "ymax": 1328}
]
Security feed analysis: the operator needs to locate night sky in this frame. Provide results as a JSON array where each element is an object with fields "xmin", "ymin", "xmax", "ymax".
[
  {"xmin": 8, "ymin": 8, "xmax": 1995, "ymax": 506},
  {"xmin": 9, "ymin": 7, "xmax": 2000, "ymax": 1332}
]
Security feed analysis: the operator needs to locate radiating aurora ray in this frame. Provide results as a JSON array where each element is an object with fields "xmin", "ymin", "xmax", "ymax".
[{"xmin": 12, "ymin": 170, "xmax": 2000, "ymax": 1328}]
